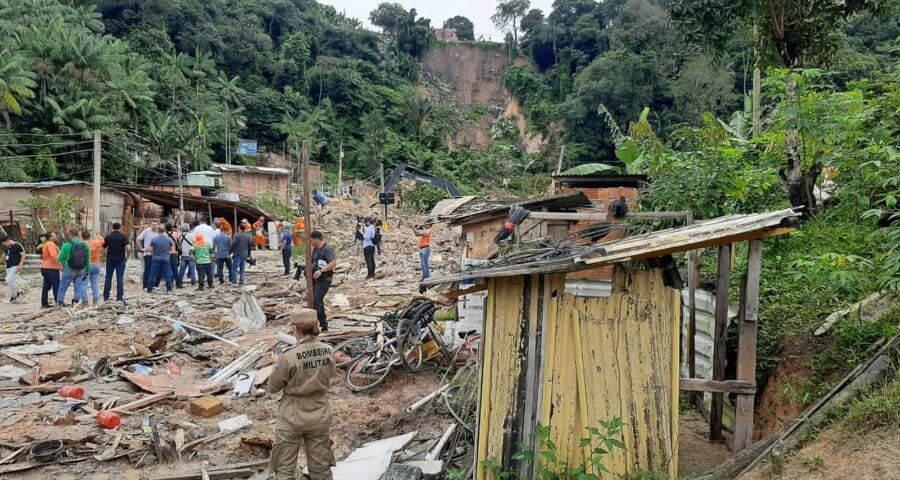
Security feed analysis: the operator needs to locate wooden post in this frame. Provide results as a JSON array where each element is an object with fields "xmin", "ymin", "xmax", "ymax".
[
  {"xmin": 551, "ymin": 144, "xmax": 565, "ymax": 192},
  {"xmin": 337, "ymin": 142, "xmax": 343, "ymax": 200},
  {"xmin": 92, "ymin": 130, "xmax": 102, "ymax": 234},
  {"xmin": 379, "ymin": 162, "xmax": 387, "ymax": 221},
  {"xmin": 206, "ymin": 201, "xmax": 213, "ymax": 224},
  {"xmin": 301, "ymin": 141, "xmax": 314, "ymax": 310},
  {"xmin": 685, "ymin": 213, "xmax": 697, "ymax": 380},
  {"xmin": 176, "ymin": 154, "xmax": 184, "ymax": 226},
  {"xmin": 232, "ymin": 207, "xmax": 237, "ymax": 234},
  {"xmin": 710, "ymin": 244, "xmax": 732, "ymax": 441},
  {"xmin": 734, "ymin": 239, "xmax": 762, "ymax": 452}
]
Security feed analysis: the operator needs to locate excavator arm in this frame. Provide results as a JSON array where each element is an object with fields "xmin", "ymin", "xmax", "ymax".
[{"xmin": 383, "ymin": 163, "xmax": 461, "ymax": 197}]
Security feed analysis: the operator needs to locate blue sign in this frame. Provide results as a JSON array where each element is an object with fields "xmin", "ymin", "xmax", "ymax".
[{"xmin": 238, "ymin": 139, "xmax": 258, "ymax": 155}]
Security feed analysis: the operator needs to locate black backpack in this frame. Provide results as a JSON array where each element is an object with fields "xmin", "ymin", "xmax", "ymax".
[
  {"xmin": 373, "ymin": 227, "xmax": 382, "ymax": 245},
  {"xmin": 69, "ymin": 242, "xmax": 88, "ymax": 270}
]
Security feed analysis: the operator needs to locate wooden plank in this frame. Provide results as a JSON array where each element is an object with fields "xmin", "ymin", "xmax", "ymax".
[
  {"xmin": 733, "ymin": 239, "xmax": 762, "ymax": 452},
  {"xmin": 0, "ymin": 350, "xmax": 37, "ymax": 368},
  {"xmin": 710, "ymin": 244, "xmax": 731, "ymax": 442},
  {"xmin": 443, "ymin": 283, "xmax": 488, "ymax": 299},
  {"xmin": 599, "ymin": 227, "xmax": 795, "ymax": 263},
  {"xmin": 679, "ymin": 378, "xmax": 756, "ymax": 394},
  {"xmin": 475, "ymin": 278, "xmax": 496, "ymax": 480}
]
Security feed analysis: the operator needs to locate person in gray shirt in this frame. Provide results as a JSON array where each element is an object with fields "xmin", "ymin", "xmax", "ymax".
[
  {"xmin": 230, "ymin": 224, "xmax": 253, "ymax": 284},
  {"xmin": 145, "ymin": 225, "xmax": 174, "ymax": 293},
  {"xmin": 213, "ymin": 230, "xmax": 234, "ymax": 284}
]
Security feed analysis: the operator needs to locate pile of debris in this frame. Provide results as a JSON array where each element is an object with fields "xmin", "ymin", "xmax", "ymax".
[{"xmin": 0, "ymin": 201, "xmax": 465, "ymax": 479}]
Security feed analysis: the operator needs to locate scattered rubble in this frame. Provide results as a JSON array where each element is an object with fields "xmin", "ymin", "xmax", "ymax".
[{"xmin": 0, "ymin": 200, "xmax": 462, "ymax": 478}]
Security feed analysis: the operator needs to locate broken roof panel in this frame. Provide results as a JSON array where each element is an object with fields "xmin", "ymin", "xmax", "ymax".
[
  {"xmin": 212, "ymin": 163, "xmax": 290, "ymax": 175},
  {"xmin": 422, "ymin": 208, "xmax": 800, "ymax": 286},
  {"xmin": 111, "ymin": 184, "xmax": 272, "ymax": 220},
  {"xmin": 443, "ymin": 192, "xmax": 592, "ymax": 226},
  {"xmin": 0, "ymin": 180, "xmax": 87, "ymax": 189}
]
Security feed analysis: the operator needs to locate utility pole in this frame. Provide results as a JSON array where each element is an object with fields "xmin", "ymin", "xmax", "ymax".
[
  {"xmin": 301, "ymin": 141, "xmax": 314, "ymax": 309},
  {"xmin": 176, "ymin": 154, "xmax": 184, "ymax": 225},
  {"xmin": 751, "ymin": 25, "xmax": 762, "ymax": 138},
  {"xmin": 551, "ymin": 144, "xmax": 565, "ymax": 193},
  {"xmin": 225, "ymin": 107, "xmax": 230, "ymax": 165},
  {"xmin": 379, "ymin": 161, "xmax": 387, "ymax": 221},
  {"xmin": 92, "ymin": 130, "xmax": 101, "ymax": 234},
  {"xmin": 337, "ymin": 142, "xmax": 343, "ymax": 200}
]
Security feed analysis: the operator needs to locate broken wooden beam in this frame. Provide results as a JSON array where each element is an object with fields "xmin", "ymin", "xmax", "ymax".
[{"xmin": 679, "ymin": 378, "xmax": 756, "ymax": 394}]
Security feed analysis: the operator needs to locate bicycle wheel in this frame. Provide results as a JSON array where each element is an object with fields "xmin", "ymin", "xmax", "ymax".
[
  {"xmin": 397, "ymin": 319, "xmax": 424, "ymax": 373},
  {"xmin": 345, "ymin": 353, "xmax": 392, "ymax": 392},
  {"xmin": 332, "ymin": 336, "xmax": 375, "ymax": 368}
]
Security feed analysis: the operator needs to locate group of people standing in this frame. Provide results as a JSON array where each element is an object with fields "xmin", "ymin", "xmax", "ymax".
[
  {"xmin": 0, "ymin": 223, "xmax": 132, "ymax": 308},
  {"xmin": 135, "ymin": 217, "xmax": 259, "ymax": 294},
  {"xmin": 355, "ymin": 212, "xmax": 433, "ymax": 281}
]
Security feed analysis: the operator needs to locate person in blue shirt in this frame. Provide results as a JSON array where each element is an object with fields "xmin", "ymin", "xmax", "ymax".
[
  {"xmin": 145, "ymin": 225, "xmax": 174, "ymax": 294},
  {"xmin": 281, "ymin": 228, "xmax": 293, "ymax": 276},
  {"xmin": 361, "ymin": 219, "xmax": 376, "ymax": 279},
  {"xmin": 212, "ymin": 229, "xmax": 235, "ymax": 284}
]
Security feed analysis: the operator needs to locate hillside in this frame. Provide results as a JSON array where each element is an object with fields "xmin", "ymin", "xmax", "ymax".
[{"xmin": 421, "ymin": 43, "xmax": 546, "ymax": 154}]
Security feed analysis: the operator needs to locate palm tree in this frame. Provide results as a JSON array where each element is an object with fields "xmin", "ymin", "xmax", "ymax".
[
  {"xmin": 106, "ymin": 54, "xmax": 155, "ymax": 133},
  {"xmin": 186, "ymin": 48, "xmax": 216, "ymax": 108},
  {"xmin": 214, "ymin": 72, "xmax": 244, "ymax": 164},
  {"xmin": 160, "ymin": 50, "xmax": 188, "ymax": 113},
  {"xmin": 276, "ymin": 106, "xmax": 333, "ymax": 160},
  {"xmin": 404, "ymin": 93, "xmax": 433, "ymax": 139},
  {"xmin": 0, "ymin": 49, "xmax": 38, "ymax": 128}
]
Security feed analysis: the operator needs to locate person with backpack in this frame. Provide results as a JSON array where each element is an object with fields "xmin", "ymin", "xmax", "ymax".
[
  {"xmin": 1, "ymin": 235, "xmax": 26, "ymax": 303},
  {"xmin": 56, "ymin": 229, "xmax": 90, "ymax": 306},
  {"xmin": 371, "ymin": 212, "xmax": 383, "ymax": 255},
  {"xmin": 361, "ymin": 219, "xmax": 377, "ymax": 280},
  {"xmin": 192, "ymin": 234, "xmax": 214, "ymax": 291},
  {"xmin": 176, "ymin": 223, "xmax": 196, "ymax": 289}
]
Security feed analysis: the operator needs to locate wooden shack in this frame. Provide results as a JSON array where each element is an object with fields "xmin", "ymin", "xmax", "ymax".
[{"xmin": 422, "ymin": 208, "xmax": 800, "ymax": 478}]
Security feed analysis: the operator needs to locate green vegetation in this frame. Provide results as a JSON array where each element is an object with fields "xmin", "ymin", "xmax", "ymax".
[
  {"xmin": 481, "ymin": 418, "xmax": 627, "ymax": 480},
  {"xmin": 840, "ymin": 379, "xmax": 900, "ymax": 432}
]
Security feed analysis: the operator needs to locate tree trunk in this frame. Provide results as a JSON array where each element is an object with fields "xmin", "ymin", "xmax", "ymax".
[{"xmin": 778, "ymin": 74, "xmax": 820, "ymax": 218}]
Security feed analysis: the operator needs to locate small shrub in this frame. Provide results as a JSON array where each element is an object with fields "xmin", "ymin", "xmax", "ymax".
[{"xmin": 841, "ymin": 380, "xmax": 900, "ymax": 432}]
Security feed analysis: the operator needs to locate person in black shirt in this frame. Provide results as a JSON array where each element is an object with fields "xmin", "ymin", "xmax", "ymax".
[
  {"xmin": 103, "ymin": 223, "xmax": 131, "ymax": 303},
  {"xmin": 1, "ymin": 236, "xmax": 26, "ymax": 303},
  {"xmin": 310, "ymin": 230, "xmax": 336, "ymax": 332}
]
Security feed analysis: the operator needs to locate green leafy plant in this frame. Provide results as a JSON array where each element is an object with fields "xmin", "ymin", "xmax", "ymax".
[
  {"xmin": 18, "ymin": 194, "xmax": 79, "ymax": 233},
  {"xmin": 482, "ymin": 418, "xmax": 627, "ymax": 480}
]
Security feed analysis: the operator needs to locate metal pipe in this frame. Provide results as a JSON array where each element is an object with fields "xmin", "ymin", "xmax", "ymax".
[{"xmin": 407, "ymin": 384, "xmax": 450, "ymax": 413}]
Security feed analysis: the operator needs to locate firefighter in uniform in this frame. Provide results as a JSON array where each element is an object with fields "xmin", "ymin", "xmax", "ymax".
[{"xmin": 267, "ymin": 309, "xmax": 336, "ymax": 480}]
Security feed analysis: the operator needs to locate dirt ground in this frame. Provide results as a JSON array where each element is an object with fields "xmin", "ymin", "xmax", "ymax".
[
  {"xmin": 0, "ymin": 201, "xmax": 457, "ymax": 479},
  {"xmin": 678, "ymin": 410, "xmax": 733, "ymax": 478},
  {"xmin": 739, "ymin": 425, "xmax": 900, "ymax": 480}
]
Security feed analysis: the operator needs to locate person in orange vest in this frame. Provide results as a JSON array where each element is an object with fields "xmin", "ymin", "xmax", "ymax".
[
  {"xmin": 253, "ymin": 216, "xmax": 267, "ymax": 250},
  {"xmin": 293, "ymin": 216, "xmax": 305, "ymax": 247},
  {"xmin": 217, "ymin": 218, "xmax": 234, "ymax": 237}
]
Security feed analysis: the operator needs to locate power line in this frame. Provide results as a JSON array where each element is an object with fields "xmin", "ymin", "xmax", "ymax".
[
  {"xmin": 0, "ymin": 131, "xmax": 90, "ymax": 137},
  {"xmin": 0, "ymin": 140, "xmax": 93, "ymax": 148},
  {"xmin": 0, "ymin": 149, "xmax": 95, "ymax": 159}
]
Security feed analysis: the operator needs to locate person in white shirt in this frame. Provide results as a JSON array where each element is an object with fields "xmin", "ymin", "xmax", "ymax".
[
  {"xmin": 136, "ymin": 220, "xmax": 160, "ymax": 289},
  {"xmin": 193, "ymin": 217, "xmax": 215, "ymax": 245}
]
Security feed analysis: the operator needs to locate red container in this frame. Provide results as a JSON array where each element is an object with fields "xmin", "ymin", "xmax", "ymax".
[
  {"xmin": 58, "ymin": 386, "xmax": 85, "ymax": 400},
  {"xmin": 97, "ymin": 411, "xmax": 121, "ymax": 429}
]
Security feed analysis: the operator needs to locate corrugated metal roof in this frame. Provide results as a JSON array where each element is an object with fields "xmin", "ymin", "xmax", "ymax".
[
  {"xmin": 212, "ymin": 164, "xmax": 290, "ymax": 175},
  {"xmin": 422, "ymin": 208, "xmax": 800, "ymax": 286},
  {"xmin": 0, "ymin": 180, "xmax": 86, "ymax": 189},
  {"xmin": 441, "ymin": 192, "xmax": 592, "ymax": 226}
]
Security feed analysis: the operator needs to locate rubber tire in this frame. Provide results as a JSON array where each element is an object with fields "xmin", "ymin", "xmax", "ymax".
[
  {"xmin": 332, "ymin": 336, "xmax": 375, "ymax": 368},
  {"xmin": 397, "ymin": 319, "xmax": 424, "ymax": 373},
  {"xmin": 345, "ymin": 353, "xmax": 393, "ymax": 392}
]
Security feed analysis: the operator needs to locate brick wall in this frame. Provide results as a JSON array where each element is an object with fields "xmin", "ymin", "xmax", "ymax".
[
  {"xmin": 561, "ymin": 186, "xmax": 640, "ymax": 281},
  {"xmin": 221, "ymin": 172, "xmax": 289, "ymax": 200}
]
